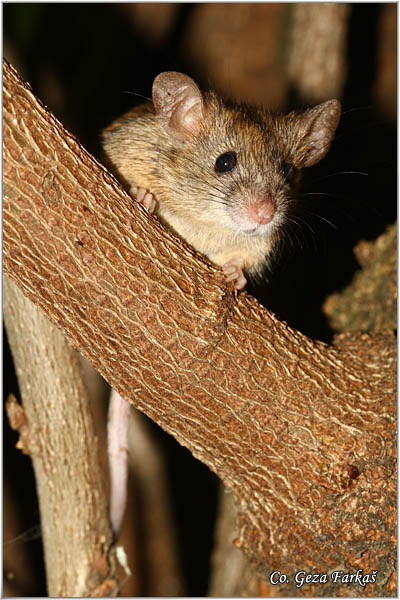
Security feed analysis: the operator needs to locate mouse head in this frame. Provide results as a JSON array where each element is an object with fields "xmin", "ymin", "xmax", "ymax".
[
  {"xmin": 151, "ymin": 72, "xmax": 341, "ymax": 237},
  {"xmin": 152, "ymin": 71, "xmax": 341, "ymax": 168}
]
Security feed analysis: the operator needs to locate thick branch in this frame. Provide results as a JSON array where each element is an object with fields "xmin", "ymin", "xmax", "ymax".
[{"xmin": 3, "ymin": 60, "xmax": 396, "ymax": 593}]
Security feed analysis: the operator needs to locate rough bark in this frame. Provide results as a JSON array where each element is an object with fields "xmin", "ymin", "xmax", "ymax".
[
  {"xmin": 3, "ymin": 59, "xmax": 396, "ymax": 595},
  {"xmin": 323, "ymin": 223, "xmax": 397, "ymax": 333},
  {"xmin": 3, "ymin": 276, "xmax": 120, "ymax": 597},
  {"xmin": 210, "ymin": 222, "xmax": 397, "ymax": 597}
]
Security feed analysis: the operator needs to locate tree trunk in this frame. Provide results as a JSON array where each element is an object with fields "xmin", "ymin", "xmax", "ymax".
[{"xmin": 3, "ymin": 59, "xmax": 396, "ymax": 596}]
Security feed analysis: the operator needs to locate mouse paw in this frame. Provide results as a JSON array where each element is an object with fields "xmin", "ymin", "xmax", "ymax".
[
  {"xmin": 130, "ymin": 186, "xmax": 156, "ymax": 213},
  {"xmin": 222, "ymin": 258, "xmax": 247, "ymax": 290}
]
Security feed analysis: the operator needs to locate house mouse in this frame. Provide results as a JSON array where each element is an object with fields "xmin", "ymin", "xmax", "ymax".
[{"xmin": 101, "ymin": 71, "xmax": 341, "ymax": 537}]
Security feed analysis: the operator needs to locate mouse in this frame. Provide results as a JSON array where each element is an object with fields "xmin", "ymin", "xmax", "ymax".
[
  {"xmin": 102, "ymin": 71, "xmax": 341, "ymax": 290},
  {"xmin": 101, "ymin": 71, "xmax": 341, "ymax": 537}
]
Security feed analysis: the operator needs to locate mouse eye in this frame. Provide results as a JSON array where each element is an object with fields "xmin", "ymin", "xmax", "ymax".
[
  {"xmin": 281, "ymin": 161, "xmax": 293, "ymax": 181},
  {"xmin": 215, "ymin": 151, "xmax": 237, "ymax": 173}
]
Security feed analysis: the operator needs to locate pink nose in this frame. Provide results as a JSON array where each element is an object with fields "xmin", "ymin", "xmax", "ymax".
[{"xmin": 248, "ymin": 197, "xmax": 275, "ymax": 224}]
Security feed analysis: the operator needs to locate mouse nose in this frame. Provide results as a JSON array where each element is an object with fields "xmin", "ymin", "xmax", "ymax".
[{"xmin": 248, "ymin": 196, "xmax": 275, "ymax": 225}]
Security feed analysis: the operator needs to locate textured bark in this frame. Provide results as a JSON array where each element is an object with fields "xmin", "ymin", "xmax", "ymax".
[
  {"xmin": 324, "ymin": 223, "xmax": 397, "ymax": 333},
  {"xmin": 3, "ymin": 276, "xmax": 119, "ymax": 597},
  {"xmin": 3, "ymin": 59, "xmax": 396, "ymax": 595}
]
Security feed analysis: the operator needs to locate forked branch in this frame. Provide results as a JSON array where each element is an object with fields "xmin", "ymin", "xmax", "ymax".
[{"xmin": 3, "ymin": 59, "xmax": 396, "ymax": 594}]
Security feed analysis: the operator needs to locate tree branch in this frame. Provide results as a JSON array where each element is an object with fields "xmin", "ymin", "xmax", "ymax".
[
  {"xmin": 3, "ymin": 276, "xmax": 120, "ymax": 596},
  {"xmin": 3, "ymin": 59, "xmax": 396, "ymax": 594}
]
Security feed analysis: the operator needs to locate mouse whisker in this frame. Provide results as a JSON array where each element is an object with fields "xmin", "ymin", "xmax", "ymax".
[
  {"xmin": 306, "ymin": 171, "xmax": 368, "ymax": 188},
  {"xmin": 301, "ymin": 209, "xmax": 337, "ymax": 231},
  {"xmin": 301, "ymin": 192, "xmax": 334, "ymax": 198},
  {"xmin": 207, "ymin": 197, "xmax": 230, "ymax": 207},
  {"xmin": 340, "ymin": 106, "xmax": 372, "ymax": 116},
  {"xmin": 288, "ymin": 215, "xmax": 316, "ymax": 237},
  {"xmin": 123, "ymin": 90, "xmax": 152, "ymax": 102},
  {"xmin": 282, "ymin": 228, "xmax": 297, "ymax": 251},
  {"xmin": 313, "ymin": 214, "xmax": 337, "ymax": 229},
  {"xmin": 300, "ymin": 190, "xmax": 359, "ymax": 206},
  {"xmin": 287, "ymin": 214, "xmax": 324, "ymax": 254},
  {"xmin": 284, "ymin": 225, "xmax": 304, "ymax": 252},
  {"xmin": 324, "ymin": 170, "xmax": 368, "ymax": 179}
]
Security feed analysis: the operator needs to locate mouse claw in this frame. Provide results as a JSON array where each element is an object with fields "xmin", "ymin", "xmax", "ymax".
[
  {"xmin": 222, "ymin": 259, "xmax": 247, "ymax": 290},
  {"xmin": 129, "ymin": 186, "xmax": 156, "ymax": 213}
]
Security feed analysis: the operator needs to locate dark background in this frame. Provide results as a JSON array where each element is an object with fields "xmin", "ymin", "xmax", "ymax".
[{"xmin": 3, "ymin": 3, "xmax": 396, "ymax": 596}]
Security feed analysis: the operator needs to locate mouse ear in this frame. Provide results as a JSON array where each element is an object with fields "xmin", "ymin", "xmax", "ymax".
[
  {"xmin": 152, "ymin": 72, "xmax": 205, "ymax": 141},
  {"xmin": 300, "ymin": 99, "xmax": 341, "ymax": 167}
]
